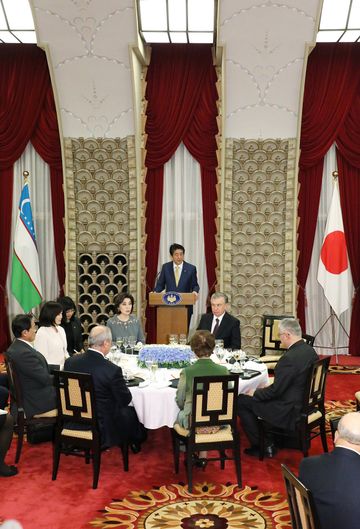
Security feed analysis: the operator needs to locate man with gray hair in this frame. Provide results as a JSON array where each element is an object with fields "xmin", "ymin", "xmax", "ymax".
[
  {"xmin": 64, "ymin": 325, "xmax": 146, "ymax": 452},
  {"xmin": 197, "ymin": 292, "xmax": 241, "ymax": 349},
  {"xmin": 238, "ymin": 318, "xmax": 317, "ymax": 457},
  {"xmin": 299, "ymin": 412, "xmax": 360, "ymax": 529}
]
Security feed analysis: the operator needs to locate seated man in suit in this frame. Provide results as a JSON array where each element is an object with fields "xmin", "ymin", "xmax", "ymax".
[
  {"xmin": 299, "ymin": 412, "xmax": 360, "ymax": 529},
  {"xmin": 64, "ymin": 325, "xmax": 146, "ymax": 452},
  {"xmin": 237, "ymin": 318, "xmax": 317, "ymax": 457},
  {"xmin": 154, "ymin": 243, "xmax": 199, "ymax": 323},
  {"xmin": 5, "ymin": 314, "xmax": 57, "ymax": 419},
  {"xmin": 197, "ymin": 292, "xmax": 241, "ymax": 350}
]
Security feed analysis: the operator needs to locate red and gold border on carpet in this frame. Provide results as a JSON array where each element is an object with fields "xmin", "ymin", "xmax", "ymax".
[{"xmin": 89, "ymin": 482, "xmax": 291, "ymax": 529}]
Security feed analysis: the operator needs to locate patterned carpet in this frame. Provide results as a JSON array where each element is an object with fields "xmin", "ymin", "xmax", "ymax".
[
  {"xmin": 325, "ymin": 399, "xmax": 356, "ymax": 428},
  {"xmin": 329, "ymin": 365, "xmax": 360, "ymax": 375},
  {"xmin": 89, "ymin": 482, "xmax": 291, "ymax": 529}
]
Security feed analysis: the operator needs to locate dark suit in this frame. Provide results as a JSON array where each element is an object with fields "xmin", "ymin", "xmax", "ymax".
[
  {"xmin": 197, "ymin": 312, "xmax": 241, "ymax": 349},
  {"xmin": 299, "ymin": 447, "xmax": 360, "ymax": 529},
  {"xmin": 5, "ymin": 339, "xmax": 56, "ymax": 418},
  {"xmin": 155, "ymin": 261, "xmax": 199, "ymax": 294},
  {"xmin": 238, "ymin": 339, "xmax": 318, "ymax": 446},
  {"xmin": 155, "ymin": 260, "xmax": 199, "ymax": 319},
  {"xmin": 64, "ymin": 349, "xmax": 146, "ymax": 447}
]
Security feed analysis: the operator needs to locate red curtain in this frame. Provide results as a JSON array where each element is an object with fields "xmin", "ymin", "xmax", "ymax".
[
  {"xmin": 0, "ymin": 45, "xmax": 64, "ymax": 351},
  {"xmin": 336, "ymin": 88, "xmax": 360, "ymax": 356},
  {"xmin": 145, "ymin": 44, "xmax": 218, "ymax": 341},
  {"xmin": 297, "ymin": 44, "xmax": 360, "ymax": 344}
]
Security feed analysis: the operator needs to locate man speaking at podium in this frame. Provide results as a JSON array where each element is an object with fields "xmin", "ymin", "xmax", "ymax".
[{"xmin": 154, "ymin": 243, "xmax": 199, "ymax": 320}]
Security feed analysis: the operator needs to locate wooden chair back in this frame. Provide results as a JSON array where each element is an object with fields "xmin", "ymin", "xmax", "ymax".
[
  {"xmin": 190, "ymin": 374, "xmax": 239, "ymax": 434},
  {"xmin": 282, "ymin": 464, "xmax": 321, "ymax": 529}
]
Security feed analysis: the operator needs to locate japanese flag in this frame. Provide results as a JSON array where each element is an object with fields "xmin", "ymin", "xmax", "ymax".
[{"xmin": 317, "ymin": 179, "xmax": 352, "ymax": 316}]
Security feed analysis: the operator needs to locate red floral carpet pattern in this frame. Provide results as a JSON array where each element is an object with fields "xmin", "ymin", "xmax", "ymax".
[{"xmin": 89, "ymin": 483, "xmax": 291, "ymax": 529}]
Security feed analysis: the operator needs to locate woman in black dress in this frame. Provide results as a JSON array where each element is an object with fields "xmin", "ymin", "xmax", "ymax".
[{"xmin": 57, "ymin": 296, "xmax": 84, "ymax": 356}]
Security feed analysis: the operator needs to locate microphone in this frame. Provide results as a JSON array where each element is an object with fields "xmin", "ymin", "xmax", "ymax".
[{"xmin": 153, "ymin": 271, "xmax": 161, "ymax": 292}]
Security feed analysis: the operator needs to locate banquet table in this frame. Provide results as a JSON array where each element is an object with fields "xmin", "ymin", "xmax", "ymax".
[{"xmin": 123, "ymin": 358, "xmax": 269, "ymax": 430}]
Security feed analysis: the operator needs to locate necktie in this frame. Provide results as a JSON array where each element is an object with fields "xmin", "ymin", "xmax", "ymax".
[
  {"xmin": 175, "ymin": 265, "xmax": 180, "ymax": 287},
  {"xmin": 213, "ymin": 318, "xmax": 220, "ymax": 336}
]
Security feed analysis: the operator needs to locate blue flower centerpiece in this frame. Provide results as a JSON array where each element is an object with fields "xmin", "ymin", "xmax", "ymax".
[{"xmin": 138, "ymin": 344, "xmax": 195, "ymax": 369}]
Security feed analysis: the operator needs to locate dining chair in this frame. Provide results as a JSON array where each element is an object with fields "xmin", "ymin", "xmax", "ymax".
[
  {"xmin": 172, "ymin": 374, "xmax": 241, "ymax": 493},
  {"xmin": 259, "ymin": 315, "xmax": 315, "ymax": 372},
  {"xmin": 355, "ymin": 390, "xmax": 360, "ymax": 411},
  {"xmin": 259, "ymin": 314, "xmax": 292, "ymax": 371},
  {"xmin": 258, "ymin": 357, "xmax": 330, "ymax": 460},
  {"xmin": 281, "ymin": 464, "xmax": 321, "ymax": 529},
  {"xmin": 52, "ymin": 370, "xmax": 129, "ymax": 489},
  {"xmin": 5, "ymin": 357, "xmax": 56, "ymax": 463}
]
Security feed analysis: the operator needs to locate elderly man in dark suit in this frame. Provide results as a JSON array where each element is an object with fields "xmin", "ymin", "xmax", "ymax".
[
  {"xmin": 197, "ymin": 292, "xmax": 241, "ymax": 350},
  {"xmin": 237, "ymin": 317, "xmax": 317, "ymax": 457},
  {"xmin": 5, "ymin": 314, "xmax": 57, "ymax": 419},
  {"xmin": 299, "ymin": 412, "xmax": 360, "ymax": 529},
  {"xmin": 64, "ymin": 325, "xmax": 146, "ymax": 452}
]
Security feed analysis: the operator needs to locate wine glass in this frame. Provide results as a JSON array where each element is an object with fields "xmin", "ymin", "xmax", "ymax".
[
  {"xmin": 232, "ymin": 350, "xmax": 242, "ymax": 372},
  {"xmin": 123, "ymin": 336, "xmax": 129, "ymax": 353},
  {"xmin": 144, "ymin": 357, "xmax": 153, "ymax": 380},
  {"xmin": 116, "ymin": 338, "xmax": 124, "ymax": 351},
  {"xmin": 239, "ymin": 349, "xmax": 246, "ymax": 371},
  {"xmin": 150, "ymin": 360, "xmax": 158, "ymax": 383},
  {"xmin": 128, "ymin": 336, "xmax": 136, "ymax": 355},
  {"xmin": 216, "ymin": 348, "xmax": 225, "ymax": 363}
]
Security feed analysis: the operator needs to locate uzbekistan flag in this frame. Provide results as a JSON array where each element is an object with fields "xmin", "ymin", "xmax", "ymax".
[
  {"xmin": 11, "ymin": 181, "xmax": 43, "ymax": 312},
  {"xmin": 317, "ymin": 179, "xmax": 352, "ymax": 316}
]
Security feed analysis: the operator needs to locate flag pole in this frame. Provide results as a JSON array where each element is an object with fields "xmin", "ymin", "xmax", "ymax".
[{"xmin": 315, "ymin": 169, "xmax": 351, "ymax": 363}]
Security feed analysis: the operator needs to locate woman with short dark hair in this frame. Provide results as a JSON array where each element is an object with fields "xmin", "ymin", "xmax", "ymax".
[
  {"xmin": 106, "ymin": 292, "xmax": 145, "ymax": 344},
  {"xmin": 34, "ymin": 301, "xmax": 68, "ymax": 369}
]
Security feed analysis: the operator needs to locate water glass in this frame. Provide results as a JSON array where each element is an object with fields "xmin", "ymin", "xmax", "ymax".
[
  {"xmin": 217, "ymin": 349, "xmax": 225, "ymax": 363},
  {"xmin": 169, "ymin": 334, "xmax": 178, "ymax": 345},
  {"xmin": 179, "ymin": 334, "xmax": 187, "ymax": 345},
  {"xmin": 215, "ymin": 339, "xmax": 224, "ymax": 350}
]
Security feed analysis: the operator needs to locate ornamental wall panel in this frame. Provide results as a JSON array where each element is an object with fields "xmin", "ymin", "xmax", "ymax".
[
  {"xmin": 224, "ymin": 138, "xmax": 296, "ymax": 356},
  {"xmin": 65, "ymin": 136, "xmax": 137, "ymax": 340}
]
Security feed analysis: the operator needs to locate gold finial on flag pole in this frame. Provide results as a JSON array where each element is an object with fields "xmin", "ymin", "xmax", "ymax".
[
  {"xmin": 23, "ymin": 170, "xmax": 29, "ymax": 182},
  {"xmin": 332, "ymin": 170, "xmax": 338, "ymax": 179}
]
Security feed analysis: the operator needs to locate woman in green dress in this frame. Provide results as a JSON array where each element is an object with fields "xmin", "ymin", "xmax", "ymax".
[{"xmin": 175, "ymin": 330, "xmax": 228, "ymax": 430}]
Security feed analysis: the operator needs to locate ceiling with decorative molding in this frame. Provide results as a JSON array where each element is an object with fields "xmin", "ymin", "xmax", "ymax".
[{"xmin": 32, "ymin": 0, "xmax": 322, "ymax": 139}]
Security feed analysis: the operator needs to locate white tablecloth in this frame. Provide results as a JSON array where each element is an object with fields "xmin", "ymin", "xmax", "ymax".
[{"xmin": 129, "ymin": 360, "xmax": 269, "ymax": 430}]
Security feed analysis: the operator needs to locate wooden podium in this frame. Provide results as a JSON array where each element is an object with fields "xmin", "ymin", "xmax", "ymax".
[{"xmin": 149, "ymin": 292, "xmax": 196, "ymax": 344}]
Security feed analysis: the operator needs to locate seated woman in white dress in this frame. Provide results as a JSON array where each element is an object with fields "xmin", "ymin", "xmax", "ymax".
[
  {"xmin": 106, "ymin": 292, "xmax": 145, "ymax": 344},
  {"xmin": 34, "ymin": 301, "xmax": 69, "ymax": 370}
]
